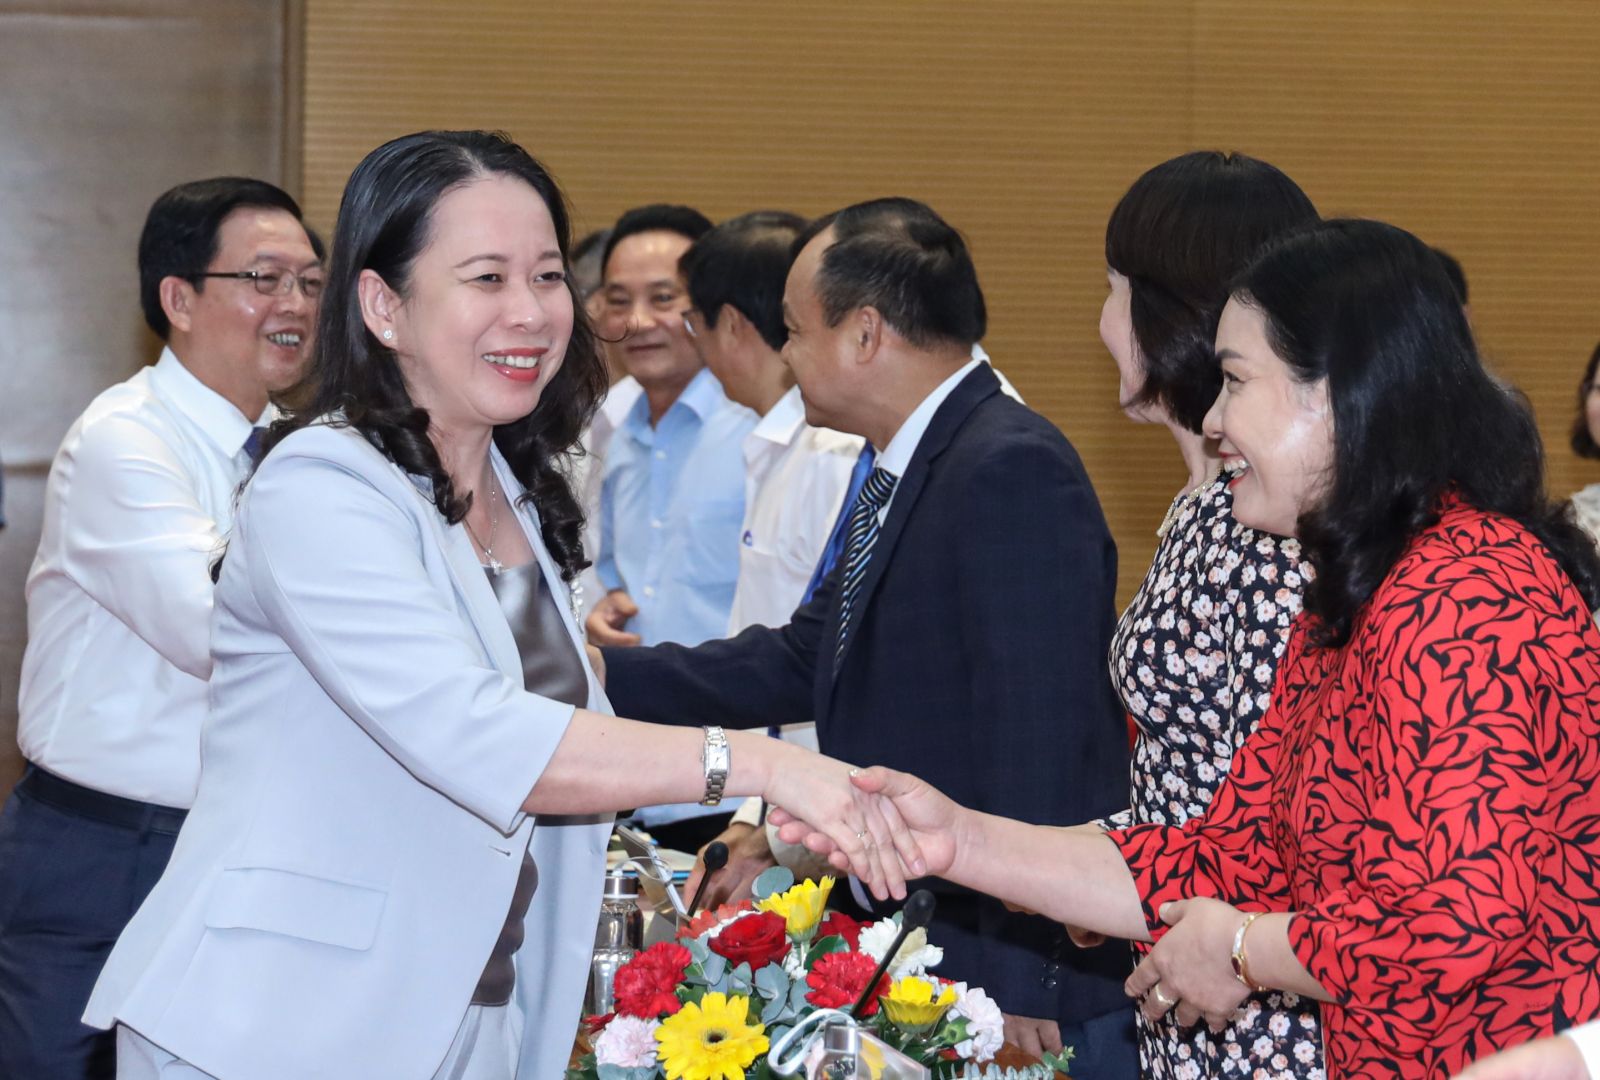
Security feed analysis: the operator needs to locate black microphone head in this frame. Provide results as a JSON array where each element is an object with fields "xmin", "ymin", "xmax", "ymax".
[
  {"xmin": 902, "ymin": 889, "xmax": 936, "ymax": 929},
  {"xmin": 702, "ymin": 841, "xmax": 730, "ymax": 873}
]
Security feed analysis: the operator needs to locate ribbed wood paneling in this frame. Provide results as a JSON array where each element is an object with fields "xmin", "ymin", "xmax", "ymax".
[{"xmin": 302, "ymin": 1, "xmax": 1600, "ymax": 608}]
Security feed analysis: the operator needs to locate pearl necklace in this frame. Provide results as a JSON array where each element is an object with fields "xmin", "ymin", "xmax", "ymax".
[{"xmin": 464, "ymin": 474, "xmax": 503, "ymax": 572}]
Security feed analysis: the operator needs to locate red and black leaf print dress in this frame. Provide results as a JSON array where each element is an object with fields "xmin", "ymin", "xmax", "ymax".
[
  {"xmin": 1109, "ymin": 475, "xmax": 1322, "ymax": 1080},
  {"xmin": 1111, "ymin": 497, "xmax": 1600, "ymax": 1080}
]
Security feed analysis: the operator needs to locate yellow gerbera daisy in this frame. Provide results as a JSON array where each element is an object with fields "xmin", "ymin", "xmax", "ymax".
[
  {"xmin": 655, "ymin": 992, "xmax": 769, "ymax": 1080},
  {"xmin": 757, "ymin": 876, "xmax": 834, "ymax": 938},
  {"xmin": 880, "ymin": 976, "xmax": 957, "ymax": 1034}
]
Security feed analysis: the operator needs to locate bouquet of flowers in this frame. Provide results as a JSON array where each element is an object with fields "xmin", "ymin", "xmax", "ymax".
[{"xmin": 568, "ymin": 872, "xmax": 1074, "ymax": 1080}]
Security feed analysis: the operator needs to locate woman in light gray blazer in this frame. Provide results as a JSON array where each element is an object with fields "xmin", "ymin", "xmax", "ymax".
[{"xmin": 87, "ymin": 131, "xmax": 911, "ymax": 1080}]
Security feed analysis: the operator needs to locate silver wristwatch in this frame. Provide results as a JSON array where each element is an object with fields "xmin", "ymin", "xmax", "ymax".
[{"xmin": 700, "ymin": 726, "xmax": 730, "ymax": 806}]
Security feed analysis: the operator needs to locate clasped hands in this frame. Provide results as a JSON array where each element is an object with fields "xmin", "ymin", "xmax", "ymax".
[{"xmin": 774, "ymin": 767, "xmax": 1260, "ymax": 1033}]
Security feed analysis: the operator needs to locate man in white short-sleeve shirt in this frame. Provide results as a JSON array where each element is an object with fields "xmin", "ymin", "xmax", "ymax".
[{"xmin": 0, "ymin": 177, "xmax": 318, "ymax": 1078}]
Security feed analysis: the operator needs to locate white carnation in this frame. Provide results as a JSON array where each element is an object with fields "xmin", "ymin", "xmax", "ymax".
[
  {"xmin": 949, "ymin": 982, "xmax": 1004, "ymax": 1063},
  {"xmin": 593, "ymin": 1016, "xmax": 660, "ymax": 1068},
  {"xmin": 857, "ymin": 918, "xmax": 944, "ymax": 978}
]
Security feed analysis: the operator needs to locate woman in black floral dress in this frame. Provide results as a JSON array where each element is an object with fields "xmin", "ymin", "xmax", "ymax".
[{"xmin": 1097, "ymin": 152, "xmax": 1321, "ymax": 1080}]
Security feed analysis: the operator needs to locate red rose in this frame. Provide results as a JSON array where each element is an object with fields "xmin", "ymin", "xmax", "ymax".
[
  {"xmin": 806, "ymin": 951, "xmax": 890, "ymax": 1016},
  {"xmin": 816, "ymin": 911, "xmax": 864, "ymax": 950},
  {"xmin": 612, "ymin": 940, "xmax": 692, "ymax": 1018},
  {"xmin": 708, "ymin": 911, "xmax": 790, "ymax": 971}
]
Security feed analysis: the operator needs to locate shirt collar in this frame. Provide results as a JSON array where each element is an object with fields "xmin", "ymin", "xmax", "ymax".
[
  {"xmin": 621, "ymin": 365, "xmax": 726, "ymax": 438},
  {"xmin": 148, "ymin": 346, "xmax": 274, "ymax": 458},
  {"xmin": 749, "ymin": 385, "xmax": 808, "ymax": 448},
  {"xmin": 876, "ymin": 355, "xmax": 984, "ymax": 477}
]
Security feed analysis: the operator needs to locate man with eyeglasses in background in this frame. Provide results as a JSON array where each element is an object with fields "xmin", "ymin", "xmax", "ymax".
[
  {"xmin": 0, "ymin": 177, "xmax": 319, "ymax": 1079},
  {"xmin": 584, "ymin": 203, "xmax": 758, "ymax": 853}
]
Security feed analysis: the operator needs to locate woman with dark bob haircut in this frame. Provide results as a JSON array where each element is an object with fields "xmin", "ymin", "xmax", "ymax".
[
  {"xmin": 791, "ymin": 218, "xmax": 1600, "ymax": 1080},
  {"xmin": 1097, "ymin": 150, "xmax": 1324, "ymax": 1080},
  {"xmin": 86, "ymin": 131, "xmax": 915, "ymax": 1080},
  {"xmin": 1567, "ymin": 340, "xmax": 1600, "ymax": 547}
]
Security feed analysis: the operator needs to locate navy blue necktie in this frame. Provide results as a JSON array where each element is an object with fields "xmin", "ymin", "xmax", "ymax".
[
  {"xmin": 242, "ymin": 426, "xmax": 268, "ymax": 466},
  {"xmin": 803, "ymin": 444, "xmax": 877, "ymax": 603}
]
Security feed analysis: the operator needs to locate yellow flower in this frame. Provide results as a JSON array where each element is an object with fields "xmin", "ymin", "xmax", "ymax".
[
  {"xmin": 757, "ymin": 876, "xmax": 834, "ymax": 937},
  {"xmin": 880, "ymin": 976, "xmax": 957, "ymax": 1034},
  {"xmin": 654, "ymin": 992, "xmax": 769, "ymax": 1080}
]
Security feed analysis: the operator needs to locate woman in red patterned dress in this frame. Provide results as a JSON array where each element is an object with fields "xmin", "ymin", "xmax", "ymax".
[{"xmin": 788, "ymin": 219, "xmax": 1600, "ymax": 1080}]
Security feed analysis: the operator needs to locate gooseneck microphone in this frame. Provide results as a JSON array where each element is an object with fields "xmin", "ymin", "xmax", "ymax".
[
  {"xmin": 683, "ymin": 841, "xmax": 729, "ymax": 921},
  {"xmin": 850, "ymin": 889, "xmax": 936, "ymax": 1019}
]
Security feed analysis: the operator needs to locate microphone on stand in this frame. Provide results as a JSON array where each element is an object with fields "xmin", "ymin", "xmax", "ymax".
[
  {"xmin": 684, "ymin": 841, "xmax": 729, "ymax": 921},
  {"xmin": 850, "ymin": 889, "xmax": 936, "ymax": 1019}
]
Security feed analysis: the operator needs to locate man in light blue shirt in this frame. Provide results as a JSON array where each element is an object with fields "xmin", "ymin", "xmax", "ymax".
[
  {"xmin": 594, "ymin": 366, "xmax": 754, "ymax": 647},
  {"xmin": 585, "ymin": 204, "xmax": 757, "ymax": 850}
]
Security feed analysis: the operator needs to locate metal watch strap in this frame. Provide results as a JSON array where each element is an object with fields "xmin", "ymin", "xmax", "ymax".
[
  {"xmin": 1230, "ymin": 911, "xmax": 1266, "ymax": 992},
  {"xmin": 701, "ymin": 725, "xmax": 730, "ymax": 806}
]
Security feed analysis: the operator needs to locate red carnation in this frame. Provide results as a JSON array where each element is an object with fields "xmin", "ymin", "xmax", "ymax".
[
  {"xmin": 816, "ymin": 911, "xmax": 864, "ymax": 950},
  {"xmin": 612, "ymin": 940, "xmax": 692, "ymax": 1018},
  {"xmin": 806, "ymin": 950, "xmax": 890, "ymax": 1016},
  {"xmin": 708, "ymin": 911, "xmax": 790, "ymax": 971}
]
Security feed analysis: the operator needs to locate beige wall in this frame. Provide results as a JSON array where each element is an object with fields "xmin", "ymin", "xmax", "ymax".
[
  {"xmin": 0, "ymin": 0, "xmax": 297, "ymax": 795},
  {"xmin": 300, "ymin": 0, "xmax": 1600, "ymax": 612}
]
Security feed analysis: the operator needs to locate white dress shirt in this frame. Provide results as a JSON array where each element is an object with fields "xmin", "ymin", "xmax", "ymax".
[
  {"xmin": 17, "ymin": 347, "xmax": 268, "ymax": 807},
  {"xmin": 575, "ymin": 376, "xmax": 643, "ymax": 613},
  {"xmin": 1568, "ymin": 1019, "xmax": 1600, "ymax": 1080},
  {"xmin": 727, "ymin": 385, "xmax": 863, "ymax": 636}
]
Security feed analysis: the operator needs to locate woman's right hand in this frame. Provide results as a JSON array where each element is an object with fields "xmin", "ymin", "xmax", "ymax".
[
  {"xmin": 757, "ymin": 751, "xmax": 928, "ymax": 902},
  {"xmin": 771, "ymin": 765, "xmax": 962, "ymax": 881}
]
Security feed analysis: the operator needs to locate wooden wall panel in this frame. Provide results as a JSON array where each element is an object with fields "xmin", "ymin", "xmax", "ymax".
[{"xmin": 301, "ymin": 1, "xmax": 1600, "ymax": 614}]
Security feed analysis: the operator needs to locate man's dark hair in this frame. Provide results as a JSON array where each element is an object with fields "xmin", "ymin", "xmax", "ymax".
[
  {"xmin": 680, "ymin": 211, "xmax": 808, "ymax": 351},
  {"xmin": 791, "ymin": 197, "xmax": 986, "ymax": 350},
  {"xmin": 570, "ymin": 227, "xmax": 611, "ymax": 300},
  {"xmin": 601, "ymin": 204, "xmax": 713, "ymax": 277},
  {"xmin": 1432, "ymin": 246, "xmax": 1469, "ymax": 305},
  {"xmin": 305, "ymin": 223, "xmax": 327, "ymax": 262},
  {"xmin": 137, "ymin": 177, "xmax": 305, "ymax": 340}
]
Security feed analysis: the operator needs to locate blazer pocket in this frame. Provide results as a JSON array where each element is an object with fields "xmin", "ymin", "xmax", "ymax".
[{"xmin": 205, "ymin": 866, "xmax": 387, "ymax": 951}]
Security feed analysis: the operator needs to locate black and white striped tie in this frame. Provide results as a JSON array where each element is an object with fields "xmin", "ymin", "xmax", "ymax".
[{"xmin": 834, "ymin": 466, "xmax": 899, "ymax": 664}]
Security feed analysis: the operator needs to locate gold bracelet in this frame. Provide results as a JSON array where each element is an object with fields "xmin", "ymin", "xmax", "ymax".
[{"xmin": 1230, "ymin": 911, "xmax": 1267, "ymax": 992}]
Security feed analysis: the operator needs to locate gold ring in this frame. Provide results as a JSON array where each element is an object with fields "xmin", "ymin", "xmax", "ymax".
[{"xmin": 1151, "ymin": 984, "xmax": 1176, "ymax": 1008}]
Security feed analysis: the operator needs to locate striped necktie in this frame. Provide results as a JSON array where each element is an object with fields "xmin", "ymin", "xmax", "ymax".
[
  {"xmin": 803, "ymin": 444, "xmax": 877, "ymax": 603},
  {"xmin": 833, "ymin": 466, "xmax": 899, "ymax": 664}
]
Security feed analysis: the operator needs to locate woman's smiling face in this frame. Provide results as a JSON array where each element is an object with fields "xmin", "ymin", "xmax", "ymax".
[
  {"xmin": 367, "ymin": 173, "xmax": 573, "ymax": 441},
  {"xmin": 1203, "ymin": 298, "xmax": 1334, "ymax": 537}
]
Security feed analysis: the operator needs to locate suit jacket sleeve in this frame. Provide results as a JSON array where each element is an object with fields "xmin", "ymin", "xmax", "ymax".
[
  {"xmin": 241, "ymin": 447, "xmax": 576, "ymax": 834},
  {"xmin": 953, "ymin": 431, "xmax": 1132, "ymax": 1020},
  {"xmin": 601, "ymin": 574, "xmax": 833, "ymax": 729}
]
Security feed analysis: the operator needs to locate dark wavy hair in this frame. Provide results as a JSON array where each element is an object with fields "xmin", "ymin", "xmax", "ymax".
[
  {"xmin": 1570, "ymin": 341, "xmax": 1600, "ymax": 460},
  {"xmin": 261, "ymin": 130, "xmax": 606, "ymax": 581},
  {"xmin": 1106, "ymin": 151, "xmax": 1318, "ymax": 433},
  {"xmin": 1235, "ymin": 218, "xmax": 1600, "ymax": 646}
]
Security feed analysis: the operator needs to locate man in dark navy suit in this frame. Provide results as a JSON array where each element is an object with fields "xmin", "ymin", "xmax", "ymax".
[{"xmin": 603, "ymin": 198, "xmax": 1135, "ymax": 1075}]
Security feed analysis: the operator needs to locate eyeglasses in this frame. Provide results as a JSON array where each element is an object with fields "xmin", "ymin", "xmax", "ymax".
[
  {"xmin": 682, "ymin": 308, "xmax": 700, "ymax": 338},
  {"xmin": 194, "ymin": 269, "xmax": 324, "ymax": 300}
]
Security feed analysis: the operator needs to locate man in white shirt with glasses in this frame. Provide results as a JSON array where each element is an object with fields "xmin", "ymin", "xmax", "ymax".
[{"xmin": 0, "ymin": 177, "xmax": 319, "ymax": 1079}]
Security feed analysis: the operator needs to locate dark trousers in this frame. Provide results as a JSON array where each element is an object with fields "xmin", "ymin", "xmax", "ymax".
[
  {"xmin": 1060, "ymin": 1003, "xmax": 1139, "ymax": 1080},
  {"xmin": 0, "ymin": 767, "xmax": 184, "ymax": 1080}
]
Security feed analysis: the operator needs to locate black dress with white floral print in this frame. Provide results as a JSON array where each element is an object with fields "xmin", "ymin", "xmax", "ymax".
[{"xmin": 1107, "ymin": 474, "xmax": 1322, "ymax": 1080}]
